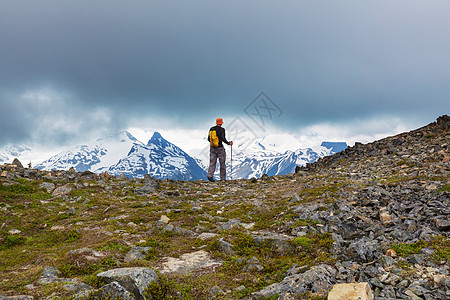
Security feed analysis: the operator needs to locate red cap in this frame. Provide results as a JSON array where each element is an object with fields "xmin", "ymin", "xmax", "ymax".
[{"xmin": 216, "ymin": 118, "xmax": 224, "ymax": 125}]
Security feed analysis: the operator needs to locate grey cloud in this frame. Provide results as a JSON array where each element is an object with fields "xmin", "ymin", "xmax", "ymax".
[{"xmin": 1, "ymin": 1, "xmax": 449, "ymax": 147}]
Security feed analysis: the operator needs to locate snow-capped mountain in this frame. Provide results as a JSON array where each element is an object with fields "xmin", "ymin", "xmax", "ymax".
[
  {"xmin": 0, "ymin": 145, "xmax": 32, "ymax": 164},
  {"xmin": 223, "ymin": 139, "xmax": 346, "ymax": 179},
  {"xmin": 107, "ymin": 132, "xmax": 206, "ymax": 180},
  {"xmin": 35, "ymin": 131, "xmax": 207, "ymax": 181},
  {"xmin": 35, "ymin": 131, "xmax": 138, "ymax": 172}
]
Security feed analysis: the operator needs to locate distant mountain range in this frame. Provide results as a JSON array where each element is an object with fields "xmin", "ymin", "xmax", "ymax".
[
  {"xmin": 223, "ymin": 140, "xmax": 346, "ymax": 180},
  {"xmin": 2, "ymin": 131, "xmax": 347, "ymax": 180},
  {"xmin": 35, "ymin": 131, "xmax": 207, "ymax": 181}
]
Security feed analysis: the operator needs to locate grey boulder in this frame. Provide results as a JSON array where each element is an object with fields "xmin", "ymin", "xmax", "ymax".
[{"xmin": 97, "ymin": 268, "xmax": 158, "ymax": 300}]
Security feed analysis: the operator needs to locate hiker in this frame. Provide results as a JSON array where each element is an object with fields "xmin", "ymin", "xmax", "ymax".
[{"xmin": 207, "ymin": 118, "xmax": 233, "ymax": 181}]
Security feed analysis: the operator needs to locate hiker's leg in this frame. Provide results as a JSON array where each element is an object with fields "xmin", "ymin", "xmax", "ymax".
[
  {"xmin": 218, "ymin": 147, "xmax": 227, "ymax": 180},
  {"xmin": 207, "ymin": 148, "xmax": 217, "ymax": 179}
]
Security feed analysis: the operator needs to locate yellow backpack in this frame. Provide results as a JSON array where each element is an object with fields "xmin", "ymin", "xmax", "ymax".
[{"xmin": 209, "ymin": 130, "xmax": 219, "ymax": 147}]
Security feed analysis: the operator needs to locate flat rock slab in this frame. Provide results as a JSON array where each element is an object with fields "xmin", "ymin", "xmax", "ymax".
[
  {"xmin": 327, "ymin": 282, "xmax": 374, "ymax": 300},
  {"xmin": 158, "ymin": 250, "xmax": 222, "ymax": 274},
  {"xmin": 97, "ymin": 267, "xmax": 158, "ymax": 300}
]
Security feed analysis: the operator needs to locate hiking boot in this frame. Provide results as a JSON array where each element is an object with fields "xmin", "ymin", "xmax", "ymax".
[{"xmin": 207, "ymin": 177, "xmax": 215, "ymax": 182}]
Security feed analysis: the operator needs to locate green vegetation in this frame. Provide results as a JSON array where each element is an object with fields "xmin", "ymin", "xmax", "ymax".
[
  {"xmin": 391, "ymin": 241, "xmax": 427, "ymax": 256},
  {"xmin": 143, "ymin": 275, "xmax": 178, "ymax": 299},
  {"xmin": 440, "ymin": 183, "xmax": 450, "ymax": 192},
  {"xmin": 0, "ymin": 235, "xmax": 27, "ymax": 250},
  {"xmin": 59, "ymin": 257, "xmax": 120, "ymax": 278},
  {"xmin": 391, "ymin": 236, "xmax": 449, "ymax": 262}
]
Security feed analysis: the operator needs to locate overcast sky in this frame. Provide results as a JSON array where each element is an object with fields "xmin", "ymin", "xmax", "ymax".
[{"xmin": 1, "ymin": 1, "xmax": 449, "ymax": 148}]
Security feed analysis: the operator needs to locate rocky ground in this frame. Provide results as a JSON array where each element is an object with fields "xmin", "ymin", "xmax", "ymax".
[{"xmin": 0, "ymin": 115, "xmax": 448, "ymax": 300}]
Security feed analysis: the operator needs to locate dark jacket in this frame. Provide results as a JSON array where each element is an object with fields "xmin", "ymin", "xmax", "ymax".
[{"xmin": 208, "ymin": 125, "xmax": 230, "ymax": 148}]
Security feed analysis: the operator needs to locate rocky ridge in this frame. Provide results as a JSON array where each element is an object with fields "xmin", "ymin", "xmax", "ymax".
[{"xmin": 0, "ymin": 116, "xmax": 448, "ymax": 299}]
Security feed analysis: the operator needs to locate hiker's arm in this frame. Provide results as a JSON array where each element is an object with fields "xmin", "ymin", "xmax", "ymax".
[{"xmin": 220, "ymin": 129, "xmax": 231, "ymax": 145}]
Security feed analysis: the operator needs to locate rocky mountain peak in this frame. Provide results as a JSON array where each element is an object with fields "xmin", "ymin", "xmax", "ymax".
[{"xmin": 147, "ymin": 131, "xmax": 166, "ymax": 146}]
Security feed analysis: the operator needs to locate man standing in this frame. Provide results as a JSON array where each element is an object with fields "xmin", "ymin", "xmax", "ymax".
[{"xmin": 207, "ymin": 118, "xmax": 233, "ymax": 181}]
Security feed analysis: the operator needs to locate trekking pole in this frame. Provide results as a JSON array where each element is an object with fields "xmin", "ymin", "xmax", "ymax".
[{"xmin": 230, "ymin": 144, "xmax": 233, "ymax": 180}]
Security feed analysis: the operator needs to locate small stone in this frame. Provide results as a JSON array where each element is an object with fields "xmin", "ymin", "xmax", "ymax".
[
  {"xmin": 8, "ymin": 229, "xmax": 21, "ymax": 235},
  {"xmin": 380, "ymin": 272, "xmax": 400, "ymax": 285},
  {"xmin": 433, "ymin": 274, "xmax": 446, "ymax": 286},
  {"xmin": 235, "ymin": 285, "xmax": 246, "ymax": 292},
  {"xmin": 426, "ymin": 184, "xmax": 437, "ymax": 190},
  {"xmin": 397, "ymin": 279, "xmax": 410, "ymax": 289},
  {"xmin": 160, "ymin": 215, "xmax": 170, "ymax": 224},
  {"xmin": 50, "ymin": 225, "xmax": 65, "ymax": 230},
  {"xmin": 379, "ymin": 208, "xmax": 391, "ymax": 223},
  {"xmin": 24, "ymin": 284, "xmax": 36, "ymax": 290},
  {"xmin": 434, "ymin": 218, "xmax": 450, "ymax": 231},
  {"xmin": 197, "ymin": 232, "xmax": 218, "ymax": 240},
  {"xmin": 209, "ymin": 285, "xmax": 225, "ymax": 297},
  {"xmin": 380, "ymin": 255, "xmax": 395, "ymax": 268},
  {"xmin": 241, "ymin": 222, "xmax": 255, "ymax": 229},
  {"xmin": 369, "ymin": 277, "xmax": 384, "ymax": 288},
  {"xmin": 404, "ymin": 289, "xmax": 421, "ymax": 300}
]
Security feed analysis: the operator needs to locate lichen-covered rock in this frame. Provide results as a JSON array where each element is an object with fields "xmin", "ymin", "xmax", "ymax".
[
  {"xmin": 97, "ymin": 268, "xmax": 158, "ymax": 300},
  {"xmin": 52, "ymin": 184, "xmax": 73, "ymax": 197},
  {"xmin": 39, "ymin": 182, "xmax": 55, "ymax": 191},
  {"xmin": 252, "ymin": 264, "xmax": 337, "ymax": 299}
]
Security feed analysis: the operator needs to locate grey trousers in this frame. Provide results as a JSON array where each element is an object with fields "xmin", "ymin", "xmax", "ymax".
[{"xmin": 207, "ymin": 147, "xmax": 226, "ymax": 180}]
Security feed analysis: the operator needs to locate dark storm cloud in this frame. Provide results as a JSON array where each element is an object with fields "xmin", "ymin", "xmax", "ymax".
[{"xmin": 1, "ymin": 1, "xmax": 449, "ymax": 146}]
